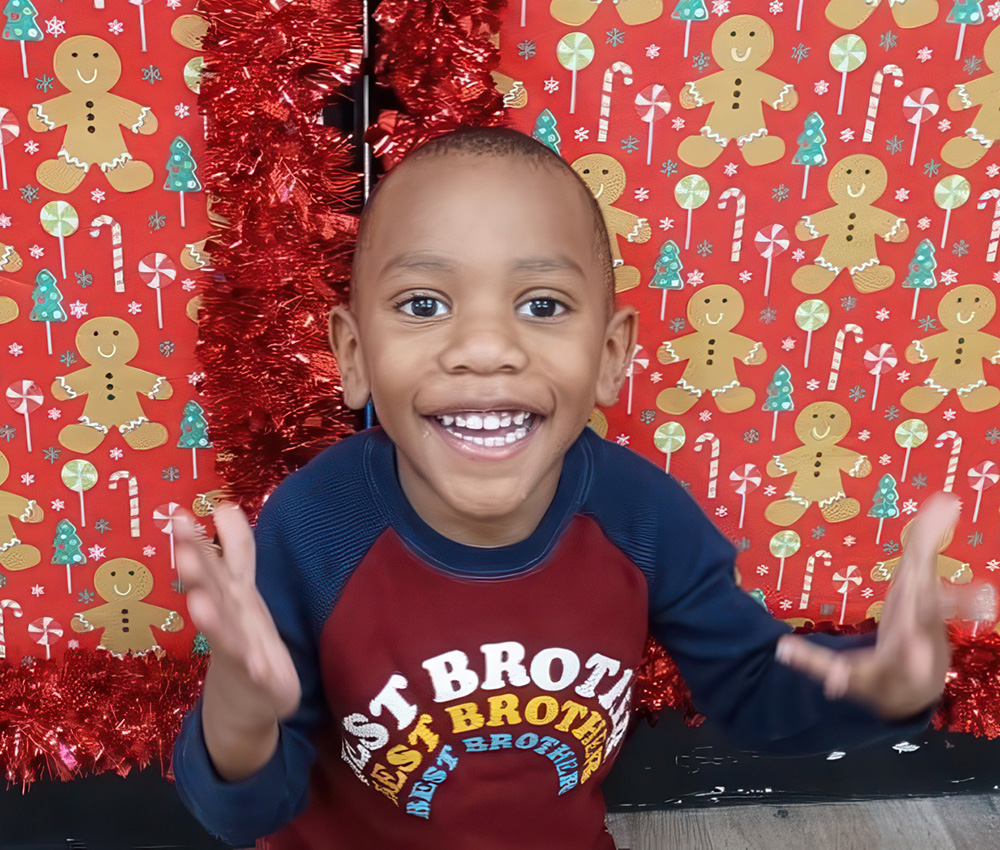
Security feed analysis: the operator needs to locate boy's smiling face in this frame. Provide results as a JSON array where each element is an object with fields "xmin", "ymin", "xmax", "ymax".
[{"xmin": 331, "ymin": 153, "xmax": 637, "ymax": 546}]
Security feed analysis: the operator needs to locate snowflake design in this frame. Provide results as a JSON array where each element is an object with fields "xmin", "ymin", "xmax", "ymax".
[
  {"xmin": 573, "ymin": 128, "xmax": 589, "ymax": 142},
  {"xmin": 50, "ymin": 498, "xmax": 64, "ymax": 511},
  {"xmin": 699, "ymin": 410, "xmax": 712, "ymax": 422},
  {"xmin": 75, "ymin": 270, "xmax": 92, "ymax": 288},
  {"xmin": 738, "ymin": 270, "xmax": 752, "ymax": 283},
  {"xmin": 760, "ymin": 306, "xmax": 778, "ymax": 324},
  {"xmin": 88, "ymin": 544, "xmax": 106, "ymax": 561},
  {"xmin": 696, "ymin": 239, "xmax": 713, "ymax": 257},
  {"xmin": 634, "ymin": 187, "xmax": 649, "ymax": 202},
  {"xmin": 781, "ymin": 337, "xmax": 796, "ymax": 351},
  {"xmin": 841, "ymin": 295, "xmax": 857, "ymax": 311},
  {"xmin": 757, "ymin": 563, "xmax": 769, "ymax": 575},
  {"xmin": 918, "ymin": 315, "xmax": 937, "ymax": 331},
  {"xmin": 807, "ymin": 379, "xmax": 820, "ymax": 390},
  {"xmin": 965, "ymin": 55, "xmax": 983, "ymax": 74},
  {"xmin": 917, "ymin": 217, "xmax": 932, "ymax": 229},
  {"xmin": 174, "ymin": 103, "xmax": 191, "ymax": 119},
  {"xmin": 109, "ymin": 446, "xmax": 123, "ymax": 460},
  {"xmin": 858, "ymin": 429, "xmax": 871, "ymax": 441},
  {"xmin": 671, "ymin": 116, "xmax": 685, "ymax": 131},
  {"xmin": 615, "ymin": 434, "xmax": 630, "ymax": 446},
  {"xmin": 543, "ymin": 77, "xmax": 559, "ymax": 94},
  {"xmin": 812, "ymin": 525, "xmax": 826, "ymax": 539},
  {"xmin": 986, "ymin": 427, "xmax": 1000, "ymax": 444},
  {"xmin": 693, "ymin": 52, "xmax": 711, "ymax": 71},
  {"xmin": 167, "ymin": 0, "xmax": 182, "ymax": 7},
  {"xmin": 884, "ymin": 405, "xmax": 901, "ymax": 421},
  {"xmin": 780, "ymin": 599, "xmax": 793, "ymax": 610},
  {"xmin": 68, "ymin": 301, "xmax": 88, "ymax": 319},
  {"xmin": 687, "ymin": 270, "xmax": 704, "ymax": 286},
  {"xmin": 968, "ymin": 532, "xmax": 984, "ymax": 547},
  {"xmin": 772, "ymin": 184, "xmax": 790, "ymax": 202},
  {"xmin": 897, "ymin": 371, "xmax": 910, "ymax": 382},
  {"xmin": 621, "ymin": 135, "xmax": 640, "ymax": 153},
  {"xmin": 517, "ymin": 40, "xmax": 536, "ymax": 60},
  {"xmin": 0, "ymin": 214, "xmax": 10, "ymax": 228},
  {"xmin": 639, "ymin": 409, "xmax": 655, "ymax": 424},
  {"xmin": 723, "ymin": 162, "xmax": 738, "ymax": 177},
  {"xmin": 149, "ymin": 211, "xmax": 166, "ymax": 230},
  {"xmin": 840, "ymin": 128, "xmax": 856, "ymax": 142},
  {"xmin": 645, "ymin": 44, "xmax": 661, "ymax": 59},
  {"xmin": 142, "ymin": 65, "xmax": 162, "ymax": 84},
  {"xmin": 764, "ymin": 485, "xmax": 777, "ymax": 496},
  {"xmin": 20, "ymin": 472, "xmax": 33, "ymax": 486},
  {"xmin": 44, "ymin": 16, "xmax": 64, "ymax": 36},
  {"xmin": 108, "ymin": 19, "xmax": 124, "ymax": 35},
  {"xmin": 35, "ymin": 74, "xmax": 55, "ymax": 92},
  {"xmin": 660, "ymin": 159, "xmax": 678, "ymax": 176},
  {"xmin": 923, "ymin": 158, "xmax": 940, "ymax": 177},
  {"xmin": 952, "ymin": 240, "xmax": 970, "ymax": 257},
  {"xmin": 883, "ymin": 540, "xmax": 900, "ymax": 555},
  {"xmin": 791, "ymin": 43, "xmax": 810, "ymax": 63},
  {"xmin": 861, "ymin": 587, "xmax": 874, "ymax": 598},
  {"xmin": 879, "ymin": 30, "xmax": 897, "ymax": 50},
  {"xmin": 669, "ymin": 317, "xmax": 686, "ymax": 333},
  {"xmin": 47, "ymin": 408, "xmax": 60, "ymax": 420},
  {"xmin": 127, "ymin": 301, "xmax": 142, "ymax": 315},
  {"xmin": 878, "ymin": 453, "xmax": 892, "ymax": 465},
  {"xmin": 712, "ymin": 0, "xmax": 730, "ymax": 13},
  {"xmin": 20, "ymin": 185, "xmax": 39, "ymax": 203},
  {"xmin": 94, "ymin": 518, "xmax": 111, "ymax": 534},
  {"xmin": 917, "ymin": 46, "xmax": 933, "ymax": 62},
  {"xmin": 0, "ymin": 424, "xmax": 15, "ymax": 442},
  {"xmin": 894, "ymin": 188, "xmax": 909, "ymax": 202},
  {"xmin": 31, "ymin": 585, "xmax": 44, "ymax": 597},
  {"xmin": 940, "ymin": 269, "xmax": 958, "ymax": 285},
  {"xmin": 43, "ymin": 445, "xmax": 61, "ymax": 464},
  {"xmin": 988, "ymin": 560, "xmax": 1000, "ymax": 572},
  {"xmin": 876, "ymin": 307, "xmax": 891, "ymax": 321},
  {"xmin": 849, "ymin": 385, "xmax": 867, "ymax": 402},
  {"xmin": 715, "ymin": 506, "xmax": 728, "ymax": 517},
  {"xmin": 744, "ymin": 429, "xmax": 760, "ymax": 444},
  {"xmin": 91, "ymin": 189, "xmax": 105, "ymax": 204},
  {"xmin": 843, "ymin": 535, "xmax": 857, "ymax": 547},
  {"xmin": 938, "ymin": 118, "xmax": 951, "ymax": 132},
  {"xmin": 78, "ymin": 588, "xmax": 94, "ymax": 605},
  {"xmin": 991, "ymin": 0, "xmax": 1000, "ymax": 18},
  {"xmin": 943, "ymin": 408, "xmax": 957, "ymax": 421},
  {"xmin": 29, "ymin": 244, "xmax": 43, "ymax": 259},
  {"xmin": 988, "ymin": 163, "xmax": 1000, "ymax": 178},
  {"xmin": 814, "ymin": 79, "xmax": 829, "ymax": 95},
  {"xmin": 902, "ymin": 499, "xmax": 918, "ymax": 515},
  {"xmin": 162, "ymin": 465, "xmax": 181, "ymax": 482},
  {"xmin": 145, "ymin": 546, "xmax": 158, "ymax": 558},
  {"xmin": 911, "ymin": 473, "xmax": 927, "ymax": 489},
  {"xmin": 8, "ymin": 343, "xmax": 22, "ymax": 357},
  {"xmin": 650, "ymin": 372, "xmax": 663, "ymax": 383},
  {"xmin": 885, "ymin": 135, "xmax": 904, "ymax": 155},
  {"xmin": 606, "ymin": 27, "xmax": 625, "ymax": 47}
]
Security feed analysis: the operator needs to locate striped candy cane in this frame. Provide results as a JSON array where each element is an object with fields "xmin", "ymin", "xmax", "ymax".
[
  {"xmin": 109, "ymin": 470, "xmax": 139, "ymax": 537},
  {"xmin": 89, "ymin": 215, "xmax": 123, "ymax": 293},
  {"xmin": 0, "ymin": 598, "xmax": 23, "ymax": 660},
  {"xmin": 801, "ymin": 549, "xmax": 832, "ymax": 610},
  {"xmin": 828, "ymin": 323, "xmax": 864, "ymax": 391},
  {"xmin": 718, "ymin": 188, "xmax": 746, "ymax": 262},
  {"xmin": 934, "ymin": 430, "xmax": 963, "ymax": 493},
  {"xmin": 863, "ymin": 64, "xmax": 904, "ymax": 143},
  {"xmin": 977, "ymin": 189, "xmax": 1000, "ymax": 263},
  {"xmin": 694, "ymin": 431, "xmax": 720, "ymax": 499},
  {"xmin": 598, "ymin": 62, "xmax": 633, "ymax": 143}
]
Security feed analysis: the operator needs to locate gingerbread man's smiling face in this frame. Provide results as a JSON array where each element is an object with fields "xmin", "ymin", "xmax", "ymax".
[
  {"xmin": 712, "ymin": 15, "xmax": 774, "ymax": 72},
  {"xmin": 937, "ymin": 284, "xmax": 996, "ymax": 332},
  {"xmin": 93, "ymin": 558, "xmax": 154, "ymax": 602},
  {"xmin": 686, "ymin": 283, "xmax": 744, "ymax": 332},
  {"xmin": 827, "ymin": 154, "xmax": 887, "ymax": 204},
  {"xmin": 571, "ymin": 154, "xmax": 625, "ymax": 204},
  {"xmin": 76, "ymin": 317, "xmax": 139, "ymax": 364},
  {"xmin": 53, "ymin": 35, "xmax": 122, "ymax": 93},
  {"xmin": 795, "ymin": 401, "xmax": 851, "ymax": 444}
]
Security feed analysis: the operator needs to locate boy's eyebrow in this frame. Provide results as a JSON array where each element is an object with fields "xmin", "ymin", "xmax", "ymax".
[{"xmin": 380, "ymin": 252, "xmax": 587, "ymax": 278}]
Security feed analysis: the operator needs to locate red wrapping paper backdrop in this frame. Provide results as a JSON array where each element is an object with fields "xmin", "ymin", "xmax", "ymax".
[
  {"xmin": 0, "ymin": 0, "xmax": 218, "ymax": 666},
  {"xmin": 491, "ymin": 0, "xmax": 1000, "ymax": 628}
]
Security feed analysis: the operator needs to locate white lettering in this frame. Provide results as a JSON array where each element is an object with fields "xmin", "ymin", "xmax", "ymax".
[
  {"xmin": 480, "ymin": 641, "xmax": 530, "ymax": 690},
  {"xmin": 529, "ymin": 648, "xmax": 581, "ymax": 691},
  {"xmin": 574, "ymin": 653, "xmax": 621, "ymax": 698},
  {"xmin": 422, "ymin": 650, "xmax": 479, "ymax": 702},
  {"xmin": 369, "ymin": 673, "xmax": 418, "ymax": 730}
]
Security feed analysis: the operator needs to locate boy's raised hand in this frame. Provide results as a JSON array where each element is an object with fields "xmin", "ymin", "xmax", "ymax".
[
  {"xmin": 776, "ymin": 492, "xmax": 961, "ymax": 720},
  {"xmin": 174, "ymin": 504, "xmax": 302, "ymax": 722}
]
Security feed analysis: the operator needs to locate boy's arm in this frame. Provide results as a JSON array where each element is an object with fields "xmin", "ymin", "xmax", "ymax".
[{"xmin": 171, "ymin": 495, "xmax": 329, "ymax": 846}]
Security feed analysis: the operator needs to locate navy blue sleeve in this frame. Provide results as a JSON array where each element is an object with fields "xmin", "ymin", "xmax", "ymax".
[
  {"xmin": 171, "ymin": 483, "xmax": 329, "ymax": 845},
  {"xmin": 581, "ymin": 431, "xmax": 932, "ymax": 755}
]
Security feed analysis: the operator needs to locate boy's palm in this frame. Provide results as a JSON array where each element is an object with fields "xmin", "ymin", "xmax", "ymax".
[{"xmin": 174, "ymin": 504, "xmax": 302, "ymax": 722}]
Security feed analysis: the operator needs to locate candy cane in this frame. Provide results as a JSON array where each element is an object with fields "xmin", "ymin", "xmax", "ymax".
[
  {"xmin": 977, "ymin": 189, "xmax": 1000, "ymax": 263},
  {"xmin": 598, "ymin": 62, "xmax": 633, "ymax": 143},
  {"xmin": 109, "ymin": 470, "xmax": 139, "ymax": 537},
  {"xmin": 832, "ymin": 564, "xmax": 862, "ymax": 625},
  {"xmin": 863, "ymin": 64, "xmax": 903, "ymax": 143},
  {"xmin": 694, "ymin": 432, "xmax": 720, "ymax": 499},
  {"xmin": 89, "ymin": 215, "xmax": 124, "ymax": 293},
  {"xmin": 801, "ymin": 549, "xmax": 832, "ymax": 610},
  {"xmin": 0, "ymin": 598, "xmax": 23, "ymax": 661},
  {"xmin": 718, "ymin": 188, "xmax": 746, "ymax": 262},
  {"xmin": 828, "ymin": 324, "xmax": 864, "ymax": 391},
  {"xmin": 934, "ymin": 430, "xmax": 963, "ymax": 493}
]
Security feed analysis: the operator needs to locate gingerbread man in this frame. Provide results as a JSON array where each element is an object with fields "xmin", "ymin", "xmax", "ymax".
[
  {"xmin": 71, "ymin": 558, "xmax": 184, "ymax": 657},
  {"xmin": 0, "ymin": 451, "xmax": 44, "ymax": 572},
  {"xmin": 51, "ymin": 316, "xmax": 173, "ymax": 454},
  {"xmin": 678, "ymin": 16, "xmax": 798, "ymax": 168},
  {"xmin": 656, "ymin": 284, "xmax": 767, "ymax": 414},
  {"xmin": 793, "ymin": 154, "xmax": 908, "ymax": 295},
  {"xmin": 871, "ymin": 518, "xmax": 971, "ymax": 585},
  {"xmin": 825, "ymin": 0, "xmax": 938, "ymax": 30},
  {"xmin": 901, "ymin": 285, "xmax": 1000, "ymax": 413},
  {"xmin": 765, "ymin": 401, "xmax": 872, "ymax": 526},
  {"xmin": 571, "ymin": 153, "xmax": 652, "ymax": 293},
  {"xmin": 550, "ymin": 0, "xmax": 663, "ymax": 27},
  {"xmin": 27, "ymin": 35, "xmax": 158, "ymax": 194},
  {"xmin": 0, "ymin": 244, "xmax": 21, "ymax": 325},
  {"xmin": 943, "ymin": 27, "xmax": 1000, "ymax": 169}
]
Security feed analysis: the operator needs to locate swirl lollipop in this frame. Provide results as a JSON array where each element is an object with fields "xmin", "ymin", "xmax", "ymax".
[
  {"xmin": 626, "ymin": 344, "xmax": 648, "ymax": 415},
  {"xmin": 895, "ymin": 418, "xmax": 928, "ymax": 482},
  {"xmin": 795, "ymin": 299, "xmax": 830, "ymax": 368},
  {"xmin": 968, "ymin": 460, "xmax": 1000, "ymax": 523},
  {"xmin": 674, "ymin": 174, "xmax": 709, "ymax": 250},
  {"xmin": 154, "ymin": 502, "xmax": 182, "ymax": 571},
  {"xmin": 903, "ymin": 87, "xmax": 940, "ymax": 166},
  {"xmin": 729, "ymin": 463, "xmax": 761, "ymax": 530},
  {"xmin": 864, "ymin": 343, "xmax": 897, "ymax": 411},
  {"xmin": 0, "ymin": 107, "xmax": 19, "ymax": 191},
  {"xmin": 5, "ymin": 380, "xmax": 42, "ymax": 453},
  {"xmin": 769, "ymin": 530, "xmax": 801, "ymax": 591},
  {"xmin": 28, "ymin": 616, "xmax": 62, "ymax": 661},
  {"xmin": 653, "ymin": 421, "xmax": 685, "ymax": 474},
  {"xmin": 61, "ymin": 459, "xmax": 97, "ymax": 527},
  {"xmin": 138, "ymin": 252, "xmax": 177, "ymax": 329},
  {"xmin": 183, "ymin": 57, "xmax": 204, "ymax": 94},
  {"xmin": 934, "ymin": 174, "xmax": 971, "ymax": 249},
  {"xmin": 754, "ymin": 223, "xmax": 789, "ymax": 298},
  {"xmin": 635, "ymin": 84, "xmax": 671, "ymax": 166},
  {"xmin": 830, "ymin": 35, "xmax": 867, "ymax": 116},
  {"xmin": 40, "ymin": 200, "xmax": 79, "ymax": 280},
  {"xmin": 129, "ymin": 0, "xmax": 152, "ymax": 52},
  {"xmin": 556, "ymin": 32, "xmax": 594, "ymax": 115}
]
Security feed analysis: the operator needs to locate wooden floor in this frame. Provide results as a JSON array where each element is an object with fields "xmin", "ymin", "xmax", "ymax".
[{"xmin": 605, "ymin": 793, "xmax": 1000, "ymax": 849}]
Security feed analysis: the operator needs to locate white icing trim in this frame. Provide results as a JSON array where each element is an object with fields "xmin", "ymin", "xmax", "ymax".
[
  {"xmin": 742, "ymin": 341, "xmax": 762, "ymax": 363},
  {"xmin": 815, "ymin": 256, "xmax": 841, "ymax": 274},
  {"xmin": 100, "ymin": 151, "xmax": 133, "ymax": 173},
  {"xmin": 772, "ymin": 455, "xmax": 789, "ymax": 475},
  {"xmin": 625, "ymin": 217, "xmax": 648, "ymax": 243},
  {"xmin": 130, "ymin": 106, "xmax": 151, "ymax": 133},
  {"xmin": 659, "ymin": 341, "xmax": 679, "ymax": 363},
  {"xmin": 18, "ymin": 499, "xmax": 38, "ymax": 523},
  {"xmin": 818, "ymin": 490, "xmax": 848, "ymax": 508},
  {"xmin": 956, "ymin": 83, "xmax": 973, "ymax": 110},
  {"xmin": 770, "ymin": 84, "xmax": 793, "ymax": 109},
  {"xmin": 710, "ymin": 379, "xmax": 739, "ymax": 396},
  {"xmin": 913, "ymin": 339, "xmax": 928, "ymax": 362},
  {"xmin": 32, "ymin": 103, "xmax": 56, "ymax": 131},
  {"xmin": 736, "ymin": 127, "xmax": 767, "ymax": 147},
  {"xmin": 119, "ymin": 415, "xmax": 149, "ymax": 434},
  {"xmin": 700, "ymin": 125, "xmax": 728, "ymax": 146},
  {"xmin": 0, "ymin": 536, "xmax": 21, "ymax": 554},
  {"xmin": 802, "ymin": 216, "xmax": 820, "ymax": 239},
  {"xmin": 58, "ymin": 148, "xmax": 90, "ymax": 173},
  {"xmin": 849, "ymin": 455, "xmax": 868, "ymax": 477},
  {"xmin": 884, "ymin": 217, "xmax": 905, "ymax": 240},
  {"xmin": 78, "ymin": 414, "xmax": 110, "ymax": 434},
  {"xmin": 966, "ymin": 126, "xmax": 992, "ymax": 147},
  {"xmin": 57, "ymin": 375, "xmax": 78, "ymax": 398},
  {"xmin": 922, "ymin": 376, "xmax": 951, "ymax": 396},
  {"xmin": 147, "ymin": 375, "xmax": 165, "ymax": 398},
  {"xmin": 956, "ymin": 378, "xmax": 988, "ymax": 397},
  {"xmin": 849, "ymin": 257, "xmax": 878, "ymax": 275},
  {"xmin": 686, "ymin": 82, "xmax": 705, "ymax": 107},
  {"xmin": 677, "ymin": 376, "xmax": 704, "ymax": 397},
  {"xmin": 73, "ymin": 613, "xmax": 93, "ymax": 632}
]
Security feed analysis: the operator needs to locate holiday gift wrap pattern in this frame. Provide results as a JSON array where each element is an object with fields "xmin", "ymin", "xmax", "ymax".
[{"xmin": 496, "ymin": 0, "xmax": 1000, "ymax": 627}]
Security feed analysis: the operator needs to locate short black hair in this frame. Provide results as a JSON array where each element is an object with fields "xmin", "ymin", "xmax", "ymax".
[{"xmin": 350, "ymin": 126, "xmax": 615, "ymax": 310}]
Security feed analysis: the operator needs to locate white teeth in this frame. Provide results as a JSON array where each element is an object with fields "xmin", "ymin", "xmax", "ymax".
[
  {"xmin": 505, "ymin": 432, "xmax": 516, "ymax": 444},
  {"xmin": 465, "ymin": 414, "xmax": 483, "ymax": 430},
  {"xmin": 441, "ymin": 414, "xmax": 454, "ymax": 426},
  {"xmin": 483, "ymin": 414, "xmax": 501, "ymax": 430},
  {"xmin": 499, "ymin": 415, "xmax": 512, "ymax": 427},
  {"xmin": 455, "ymin": 414, "xmax": 467, "ymax": 428},
  {"xmin": 472, "ymin": 436, "xmax": 485, "ymax": 445},
  {"xmin": 514, "ymin": 412, "xmax": 525, "ymax": 425}
]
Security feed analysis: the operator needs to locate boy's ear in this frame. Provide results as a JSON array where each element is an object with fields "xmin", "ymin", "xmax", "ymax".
[
  {"xmin": 595, "ymin": 304, "xmax": 639, "ymax": 409},
  {"xmin": 328, "ymin": 306, "xmax": 371, "ymax": 410}
]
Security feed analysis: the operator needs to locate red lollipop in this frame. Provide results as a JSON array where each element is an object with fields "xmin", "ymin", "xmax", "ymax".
[
  {"xmin": 138, "ymin": 252, "xmax": 177, "ymax": 329},
  {"xmin": 5, "ymin": 380, "xmax": 42, "ymax": 453},
  {"xmin": 634, "ymin": 84, "xmax": 671, "ymax": 166},
  {"xmin": 754, "ymin": 224, "xmax": 789, "ymax": 298},
  {"xmin": 863, "ymin": 343, "xmax": 897, "ymax": 411},
  {"xmin": 902, "ymin": 87, "xmax": 939, "ymax": 166},
  {"xmin": 153, "ymin": 502, "xmax": 182, "ymax": 571},
  {"xmin": 0, "ymin": 107, "xmax": 19, "ymax": 191}
]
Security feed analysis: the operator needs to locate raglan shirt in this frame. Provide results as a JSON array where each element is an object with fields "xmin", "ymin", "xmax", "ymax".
[{"xmin": 171, "ymin": 426, "xmax": 931, "ymax": 850}]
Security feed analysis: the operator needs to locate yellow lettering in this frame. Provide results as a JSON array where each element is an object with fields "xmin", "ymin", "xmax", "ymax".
[
  {"xmin": 386, "ymin": 744, "xmax": 422, "ymax": 772},
  {"xmin": 572, "ymin": 709, "xmax": 607, "ymax": 747},
  {"xmin": 406, "ymin": 713, "xmax": 440, "ymax": 753},
  {"xmin": 445, "ymin": 701, "xmax": 485, "ymax": 733},
  {"xmin": 487, "ymin": 693, "xmax": 522, "ymax": 727},
  {"xmin": 554, "ymin": 699, "xmax": 589, "ymax": 732},
  {"xmin": 524, "ymin": 695, "xmax": 559, "ymax": 725}
]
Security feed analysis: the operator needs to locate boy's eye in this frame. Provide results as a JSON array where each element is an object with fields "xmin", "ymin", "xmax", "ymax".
[
  {"xmin": 398, "ymin": 296, "xmax": 448, "ymax": 318},
  {"xmin": 518, "ymin": 298, "xmax": 566, "ymax": 319}
]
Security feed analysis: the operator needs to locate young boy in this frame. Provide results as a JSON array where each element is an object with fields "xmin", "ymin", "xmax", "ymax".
[{"xmin": 170, "ymin": 126, "xmax": 957, "ymax": 850}]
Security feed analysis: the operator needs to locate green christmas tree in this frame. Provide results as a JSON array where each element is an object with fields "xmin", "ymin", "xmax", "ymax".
[
  {"xmin": 178, "ymin": 400, "xmax": 213, "ymax": 479},
  {"xmin": 164, "ymin": 136, "xmax": 202, "ymax": 228},
  {"xmin": 192, "ymin": 632, "xmax": 211, "ymax": 656},
  {"xmin": 672, "ymin": 0, "xmax": 708, "ymax": 57},
  {"xmin": 949, "ymin": 0, "xmax": 983, "ymax": 58},
  {"xmin": 52, "ymin": 518, "xmax": 86, "ymax": 593},
  {"xmin": 532, "ymin": 109, "xmax": 560, "ymax": 155},
  {"xmin": 762, "ymin": 364, "xmax": 794, "ymax": 441},
  {"xmin": 650, "ymin": 240, "xmax": 683, "ymax": 321},
  {"xmin": 792, "ymin": 112, "xmax": 827, "ymax": 199},
  {"xmin": 29, "ymin": 268, "xmax": 66, "ymax": 355},
  {"xmin": 4, "ymin": 0, "xmax": 43, "ymax": 78},
  {"xmin": 903, "ymin": 238, "xmax": 937, "ymax": 320},
  {"xmin": 868, "ymin": 473, "xmax": 900, "ymax": 543}
]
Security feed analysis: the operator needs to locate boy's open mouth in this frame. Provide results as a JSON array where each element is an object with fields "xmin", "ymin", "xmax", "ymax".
[{"xmin": 431, "ymin": 410, "xmax": 537, "ymax": 448}]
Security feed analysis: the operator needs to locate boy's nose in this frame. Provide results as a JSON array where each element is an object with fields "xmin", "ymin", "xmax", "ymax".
[{"xmin": 439, "ymin": 316, "xmax": 528, "ymax": 375}]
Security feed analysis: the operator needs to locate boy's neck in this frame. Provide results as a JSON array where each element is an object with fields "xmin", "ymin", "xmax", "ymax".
[{"xmin": 395, "ymin": 457, "xmax": 563, "ymax": 548}]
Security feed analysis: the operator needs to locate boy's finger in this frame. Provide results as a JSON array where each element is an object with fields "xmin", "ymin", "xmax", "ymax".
[
  {"xmin": 776, "ymin": 635, "xmax": 858, "ymax": 700},
  {"xmin": 890, "ymin": 492, "xmax": 960, "ymax": 622},
  {"xmin": 211, "ymin": 502, "xmax": 257, "ymax": 582}
]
